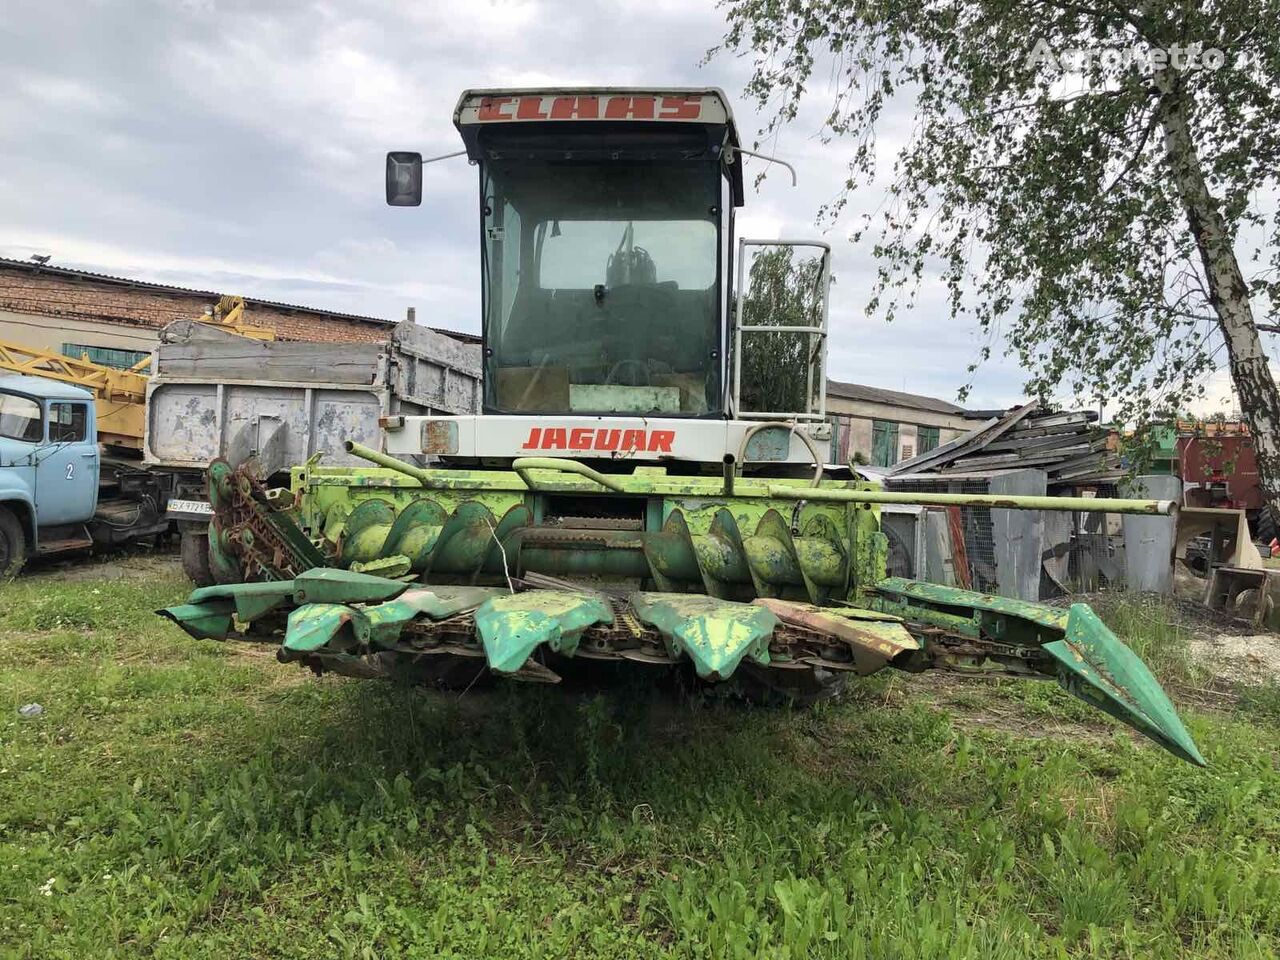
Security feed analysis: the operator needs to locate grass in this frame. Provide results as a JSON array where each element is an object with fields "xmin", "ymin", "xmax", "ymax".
[{"xmin": 1, "ymin": 576, "xmax": 1279, "ymax": 958}]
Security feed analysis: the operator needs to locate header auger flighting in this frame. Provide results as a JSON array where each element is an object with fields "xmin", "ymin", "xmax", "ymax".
[{"xmin": 159, "ymin": 88, "xmax": 1203, "ymax": 766}]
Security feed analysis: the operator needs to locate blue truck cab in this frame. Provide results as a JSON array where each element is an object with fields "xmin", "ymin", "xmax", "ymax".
[{"xmin": 0, "ymin": 373, "xmax": 100, "ymax": 577}]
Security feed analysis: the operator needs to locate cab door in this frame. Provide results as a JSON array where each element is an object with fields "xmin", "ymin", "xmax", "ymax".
[{"xmin": 34, "ymin": 400, "xmax": 98, "ymax": 525}]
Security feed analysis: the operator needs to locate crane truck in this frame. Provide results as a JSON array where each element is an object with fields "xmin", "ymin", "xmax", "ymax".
[{"xmin": 160, "ymin": 87, "xmax": 1204, "ymax": 768}]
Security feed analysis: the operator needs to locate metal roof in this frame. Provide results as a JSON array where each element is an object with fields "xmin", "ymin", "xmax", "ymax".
[
  {"xmin": 826, "ymin": 378, "xmax": 969, "ymax": 416},
  {"xmin": 0, "ymin": 372, "xmax": 94, "ymax": 401},
  {"xmin": 0, "ymin": 257, "xmax": 476, "ymax": 342}
]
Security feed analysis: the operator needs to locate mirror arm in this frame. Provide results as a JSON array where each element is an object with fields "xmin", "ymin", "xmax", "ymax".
[
  {"xmin": 423, "ymin": 149, "xmax": 468, "ymax": 167},
  {"xmin": 728, "ymin": 147, "xmax": 797, "ymax": 187}
]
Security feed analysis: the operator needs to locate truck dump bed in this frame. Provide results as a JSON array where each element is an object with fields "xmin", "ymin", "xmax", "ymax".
[{"xmin": 143, "ymin": 321, "xmax": 480, "ymax": 474}]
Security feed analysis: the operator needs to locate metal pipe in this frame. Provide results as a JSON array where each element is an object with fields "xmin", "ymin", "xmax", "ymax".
[
  {"xmin": 343, "ymin": 440, "xmax": 440, "ymax": 488},
  {"xmin": 766, "ymin": 485, "xmax": 1176, "ymax": 516},
  {"xmin": 511, "ymin": 457, "xmax": 627, "ymax": 492}
]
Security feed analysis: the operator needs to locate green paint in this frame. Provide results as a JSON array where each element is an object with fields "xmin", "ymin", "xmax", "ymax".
[
  {"xmin": 631, "ymin": 592, "xmax": 775, "ymax": 679},
  {"xmin": 349, "ymin": 555, "xmax": 413, "ymax": 578},
  {"xmin": 284, "ymin": 603, "xmax": 357, "ymax": 653},
  {"xmin": 474, "ymin": 590, "xmax": 614, "ymax": 673},
  {"xmin": 875, "ymin": 577, "xmax": 1069, "ymax": 630},
  {"xmin": 1044, "ymin": 604, "xmax": 1205, "ymax": 766},
  {"xmin": 188, "ymin": 580, "xmax": 296, "ymax": 623},
  {"xmin": 291, "ymin": 568, "xmax": 409, "ymax": 605},
  {"xmin": 156, "ymin": 599, "xmax": 236, "ymax": 641},
  {"xmin": 769, "ymin": 486, "xmax": 1175, "ymax": 516}
]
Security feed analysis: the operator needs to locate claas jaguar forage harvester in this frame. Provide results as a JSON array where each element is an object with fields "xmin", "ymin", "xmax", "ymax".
[{"xmin": 160, "ymin": 87, "xmax": 1203, "ymax": 766}]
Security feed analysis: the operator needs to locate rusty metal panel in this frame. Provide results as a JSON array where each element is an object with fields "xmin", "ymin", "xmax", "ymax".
[{"xmin": 144, "ymin": 328, "xmax": 481, "ymax": 471}]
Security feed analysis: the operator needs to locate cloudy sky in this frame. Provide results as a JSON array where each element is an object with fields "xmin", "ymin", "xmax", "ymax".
[{"xmin": 0, "ymin": 0, "xmax": 1248, "ymax": 412}]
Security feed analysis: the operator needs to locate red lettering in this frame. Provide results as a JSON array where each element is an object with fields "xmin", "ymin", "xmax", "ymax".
[
  {"xmin": 542, "ymin": 427, "xmax": 567, "ymax": 450},
  {"xmin": 594, "ymin": 429, "xmax": 621, "ymax": 451},
  {"xmin": 549, "ymin": 95, "xmax": 599, "ymax": 120},
  {"xmin": 604, "ymin": 96, "xmax": 655, "ymax": 120},
  {"xmin": 522, "ymin": 427, "xmax": 542, "ymax": 448},
  {"xmin": 515, "ymin": 96, "xmax": 547, "ymax": 120},
  {"xmin": 477, "ymin": 96, "xmax": 514, "ymax": 121},
  {"xmin": 659, "ymin": 95, "xmax": 701, "ymax": 120},
  {"xmin": 568, "ymin": 427, "xmax": 594, "ymax": 450},
  {"xmin": 648, "ymin": 429, "xmax": 675, "ymax": 453},
  {"xmin": 620, "ymin": 429, "xmax": 647, "ymax": 452}
]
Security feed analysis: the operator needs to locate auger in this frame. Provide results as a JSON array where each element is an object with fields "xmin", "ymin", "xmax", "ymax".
[{"xmin": 159, "ymin": 87, "xmax": 1203, "ymax": 767}]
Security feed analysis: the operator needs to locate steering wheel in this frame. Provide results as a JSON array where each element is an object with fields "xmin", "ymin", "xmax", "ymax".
[{"xmin": 605, "ymin": 358, "xmax": 650, "ymax": 386}]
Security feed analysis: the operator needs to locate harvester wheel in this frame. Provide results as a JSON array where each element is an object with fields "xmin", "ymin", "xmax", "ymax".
[
  {"xmin": 727, "ymin": 663, "xmax": 846, "ymax": 708},
  {"xmin": 179, "ymin": 524, "xmax": 215, "ymax": 587},
  {"xmin": 0, "ymin": 506, "xmax": 26, "ymax": 580}
]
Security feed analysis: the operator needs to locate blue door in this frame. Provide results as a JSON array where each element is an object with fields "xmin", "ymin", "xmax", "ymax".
[{"xmin": 34, "ymin": 400, "xmax": 98, "ymax": 525}]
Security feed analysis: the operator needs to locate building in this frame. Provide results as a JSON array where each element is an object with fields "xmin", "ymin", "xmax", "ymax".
[
  {"xmin": 0, "ymin": 257, "xmax": 408, "ymax": 367},
  {"xmin": 826, "ymin": 379, "xmax": 972, "ymax": 467}
]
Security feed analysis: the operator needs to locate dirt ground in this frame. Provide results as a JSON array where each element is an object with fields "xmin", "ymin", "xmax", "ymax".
[
  {"xmin": 23, "ymin": 542, "xmax": 183, "ymax": 583},
  {"xmin": 1190, "ymin": 630, "xmax": 1280, "ymax": 686}
]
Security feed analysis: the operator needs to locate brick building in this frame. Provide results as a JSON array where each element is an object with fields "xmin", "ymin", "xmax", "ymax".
[{"xmin": 0, "ymin": 257, "xmax": 421, "ymax": 367}]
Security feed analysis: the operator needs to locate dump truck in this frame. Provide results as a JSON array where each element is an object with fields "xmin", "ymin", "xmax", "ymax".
[
  {"xmin": 0, "ymin": 311, "xmax": 480, "ymax": 579},
  {"xmin": 161, "ymin": 87, "xmax": 1203, "ymax": 767}
]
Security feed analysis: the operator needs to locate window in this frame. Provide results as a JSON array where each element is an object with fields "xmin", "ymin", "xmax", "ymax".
[
  {"xmin": 918, "ymin": 426, "xmax": 940, "ymax": 454},
  {"xmin": 0, "ymin": 392, "xmax": 42, "ymax": 442},
  {"xmin": 62, "ymin": 343, "xmax": 149, "ymax": 370},
  {"xmin": 539, "ymin": 220, "xmax": 717, "ymax": 289},
  {"xmin": 871, "ymin": 419, "xmax": 900, "ymax": 467},
  {"xmin": 48, "ymin": 402, "xmax": 88, "ymax": 443},
  {"xmin": 482, "ymin": 158, "xmax": 721, "ymax": 415}
]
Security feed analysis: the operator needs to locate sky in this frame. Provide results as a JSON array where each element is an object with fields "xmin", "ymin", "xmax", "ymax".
[{"xmin": 0, "ymin": 0, "xmax": 1248, "ymax": 412}]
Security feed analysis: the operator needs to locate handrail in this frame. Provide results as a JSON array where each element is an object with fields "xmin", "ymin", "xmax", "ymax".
[
  {"xmin": 511, "ymin": 457, "xmax": 627, "ymax": 493},
  {"xmin": 766, "ymin": 485, "xmax": 1175, "ymax": 516}
]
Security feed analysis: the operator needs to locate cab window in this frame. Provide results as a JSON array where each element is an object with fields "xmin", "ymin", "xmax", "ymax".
[
  {"xmin": 0, "ymin": 392, "xmax": 43, "ymax": 442},
  {"xmin": 48, "ymin": 402, "xmax": 88, "ymax": 443}
]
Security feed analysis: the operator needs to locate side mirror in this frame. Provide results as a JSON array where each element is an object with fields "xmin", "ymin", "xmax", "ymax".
[{"xmin": 386, "ymin": 152, "xmax": 422, "ymax": 206}]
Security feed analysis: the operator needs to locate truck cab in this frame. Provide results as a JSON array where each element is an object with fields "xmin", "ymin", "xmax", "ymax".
[{"xmin": 0, "ymin": 373, "xmax": 100, "ymax": 577}]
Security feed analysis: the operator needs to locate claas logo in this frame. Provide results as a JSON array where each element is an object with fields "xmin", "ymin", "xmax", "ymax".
[
  {"xmin": 521, "ymin": 427, "xmax": 675, "ymax": 454},
  {"xmin": 477, "ymin": 94, "xmax": 704, "ymax": 122}
]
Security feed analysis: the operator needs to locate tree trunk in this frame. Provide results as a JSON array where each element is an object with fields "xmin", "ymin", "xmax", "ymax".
[{"xmin": 1155, "ymin": 66, "xmax": 1280, "ymax": 534}]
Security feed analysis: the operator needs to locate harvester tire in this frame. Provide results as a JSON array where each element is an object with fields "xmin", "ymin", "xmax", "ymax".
[
  {"xmin": 729, "ymin": 663, "xmax": 846, "ymax": 708},
  {"xmin": 179, "ymin": 524, "xmax": 215, "ymax": 587},
  {"xmin": 0, "ymin": 506, "xmax": 27, "ymax": 580}
]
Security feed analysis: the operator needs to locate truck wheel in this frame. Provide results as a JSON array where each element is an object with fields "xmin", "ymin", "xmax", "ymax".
[
  {"xmin": 0, "ymin": 506, "xmax": 27, "ymax": 580},
  {"xmin": 180, "ymin": 524, "xmax": 215, "ymax": 586}
]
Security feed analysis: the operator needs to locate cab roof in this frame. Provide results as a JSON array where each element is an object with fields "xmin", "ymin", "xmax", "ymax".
[
  {"xmin": 0, "ymin": 373, "xmax": 95, "ymax": 401},
  {"xmin": 454, "ymin": 87, "xmax": 745, "ymax": 206}
]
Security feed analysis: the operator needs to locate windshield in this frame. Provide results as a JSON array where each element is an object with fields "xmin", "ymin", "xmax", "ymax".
[
  {"xmin": 482, "ymin": 159, "xmax": 721, "ymax": 415},
  {"xmin": 0, "ymin": 392, "xmax": 42, "ymax": 443}
]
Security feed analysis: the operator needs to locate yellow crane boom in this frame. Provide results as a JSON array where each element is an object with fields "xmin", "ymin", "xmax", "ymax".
[{"xmin": 0, "ymin": 340, "xmax": 149, "ymax": 449}]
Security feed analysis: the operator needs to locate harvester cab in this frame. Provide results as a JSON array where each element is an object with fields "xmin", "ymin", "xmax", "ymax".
[
  {"xmin": 160, "ymin": 87, "xmax": 1205, "ymax": 770},
  {"xmin": 382, "ymin": 88, "xmax": 830, "ymax": 472}
]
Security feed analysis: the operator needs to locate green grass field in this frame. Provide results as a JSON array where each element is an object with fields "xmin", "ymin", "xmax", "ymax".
[{"xmin": 2, "ymin": 572, "xmax": 1279, "ymax": 958}]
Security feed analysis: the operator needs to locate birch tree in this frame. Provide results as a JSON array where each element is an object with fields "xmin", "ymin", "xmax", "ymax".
[{"xmin": 716, "ymin": 0, "xmax": 1280, "ymax": 514}]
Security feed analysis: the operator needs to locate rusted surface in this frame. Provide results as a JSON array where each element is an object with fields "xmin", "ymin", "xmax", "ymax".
[{"xmin": 753, "ymin": 597, "xmax": 918, "ymax": 675}]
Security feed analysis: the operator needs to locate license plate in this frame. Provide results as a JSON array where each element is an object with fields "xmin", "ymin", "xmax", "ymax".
[{"xmin": 168, "ymin": 498, "xmax": 214, "ymax": 517}]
